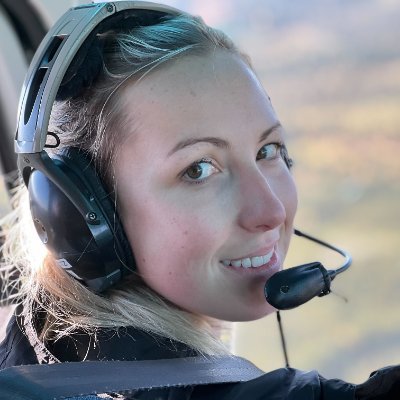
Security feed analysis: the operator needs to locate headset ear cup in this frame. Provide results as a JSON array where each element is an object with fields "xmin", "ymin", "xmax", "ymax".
[
  {"xmin": 60, "ymin": 148, "xmax": 135, "ymax": 270},
  {"xmin": 29, "ymin": 168, "xmax": 106, "ymax": 282},
  {"xmin": 28, "ymin": 148, "xmax": 135, "ymax": 292}
]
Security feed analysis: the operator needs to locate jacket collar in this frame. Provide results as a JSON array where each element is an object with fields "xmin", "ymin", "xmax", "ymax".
[{"xmin": 46, "ymin": 326, "xmax": 198, "ymax": 362}]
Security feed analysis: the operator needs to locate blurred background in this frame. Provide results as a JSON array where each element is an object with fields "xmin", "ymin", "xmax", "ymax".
[{"xmin": 0, "ymin": 0, "xmax": 399, "ymax": 384}]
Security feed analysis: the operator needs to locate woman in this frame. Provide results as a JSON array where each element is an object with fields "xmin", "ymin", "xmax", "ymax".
[{"xmin": 0, "ymin": 2, "xmax": 396, "ymax": 399}]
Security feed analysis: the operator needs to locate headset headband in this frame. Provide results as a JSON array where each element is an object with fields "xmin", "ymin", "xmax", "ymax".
[{"xmin": 16, "ymin": 1, "xmax": 181, "ymax": 155}]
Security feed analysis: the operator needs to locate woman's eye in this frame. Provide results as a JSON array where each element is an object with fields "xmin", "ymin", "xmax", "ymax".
[
  {"xmin": 256, "ymin": 143, "xmax": 293, "ymax": 169},
  {"xmin": 256, "ymin": 143, "xmax": 280, "ymax": 161},
  {"xmin": 182, "ymin": 159, "xmax": 219, "ymax": 183}
]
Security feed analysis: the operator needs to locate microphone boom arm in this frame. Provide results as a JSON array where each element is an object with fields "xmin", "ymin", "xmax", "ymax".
[{"xmin": 264, "ymin": 229, "xmax": 352, "ymax": 310}]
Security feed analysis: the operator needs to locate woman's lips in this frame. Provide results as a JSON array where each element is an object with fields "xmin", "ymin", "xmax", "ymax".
[
  {"xmin": 221, "ymin": 247, "xmax": 275, "ymax": 268},
  {"xmin": 221, "ymin": 249, "xmax": 281, "ymax": 277}
]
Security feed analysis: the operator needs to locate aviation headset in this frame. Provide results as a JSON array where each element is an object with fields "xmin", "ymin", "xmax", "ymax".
[
  {"xmin": 15, "ymin": 1, "xmax": 352, "ymax": 307},
  {"xmin": 15, "ymin": 1, "xmax": 183, "ymax": 292}
]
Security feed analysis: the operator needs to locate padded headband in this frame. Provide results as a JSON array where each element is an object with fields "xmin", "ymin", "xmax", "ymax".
[{"xmin": 16, "ymin": 1, "xmax": 181, "ymax": 156}]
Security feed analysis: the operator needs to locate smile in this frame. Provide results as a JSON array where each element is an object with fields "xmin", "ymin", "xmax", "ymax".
[{"xmin": 221, "ymin": 249, "xmax": 274, "ymax": 268}]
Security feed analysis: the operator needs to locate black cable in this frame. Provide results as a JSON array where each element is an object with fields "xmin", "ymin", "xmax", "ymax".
[{"xmin": 276, "ymin": 311, "xmax": 290, "ymax": 368}]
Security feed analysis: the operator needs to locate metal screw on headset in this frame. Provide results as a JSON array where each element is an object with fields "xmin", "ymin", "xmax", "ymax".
[{"xmin": 87, "ymin": 212, "xmax": 97, "ymax": 222}]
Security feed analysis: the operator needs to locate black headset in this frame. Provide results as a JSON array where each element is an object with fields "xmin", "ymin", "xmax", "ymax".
[
  {"xmin": 15, "ymin": 1, "xmax": 182, "ymax": 292},
  {"xmin": 15, "ymin": 1, "xmax": 352, "ymax": 306}
]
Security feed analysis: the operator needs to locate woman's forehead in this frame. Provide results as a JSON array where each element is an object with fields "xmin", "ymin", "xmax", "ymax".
[
  {"xmin": 120, "ymin": 50, "xmax": 268, "ymax": 128},
  {"xmin": 115, "ymin": 50, "xmax": 277, "ymax": 163}
]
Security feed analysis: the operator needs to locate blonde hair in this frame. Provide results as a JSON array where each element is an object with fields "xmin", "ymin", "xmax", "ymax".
[{"xmin": 1, "ymin": 13, "xmax": 248, "ymax": 360}]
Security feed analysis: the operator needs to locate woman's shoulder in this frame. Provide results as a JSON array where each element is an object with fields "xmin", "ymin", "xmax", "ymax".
[
  {"xmin": 0, "ymin": 314, "xmax": 38, "ymax": 369},
  {"xmin": 1, "ymin": 357, "xmax": 399, "ymax": 399},
  {"xmin": 191, "ymin": 367, "xmax": 355, "ymax": 400}
]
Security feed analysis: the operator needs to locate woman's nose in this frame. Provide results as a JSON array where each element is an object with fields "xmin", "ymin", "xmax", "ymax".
[{"xmin": 236, "ymin": 167, "xmax": 286, "ymax": 233}]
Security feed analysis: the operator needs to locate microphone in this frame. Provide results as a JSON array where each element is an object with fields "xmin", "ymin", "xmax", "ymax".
[{"xmin": 264, "ymin": 229, "xmax": 352, "ymax": 310}]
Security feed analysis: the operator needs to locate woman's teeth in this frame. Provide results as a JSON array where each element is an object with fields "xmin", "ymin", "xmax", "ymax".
[{"xmin": 222, "ymin": 249, "xmax": 274, "ymax": 268}]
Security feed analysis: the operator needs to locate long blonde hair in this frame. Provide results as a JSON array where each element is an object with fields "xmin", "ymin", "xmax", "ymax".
[{"xmin": 0, "ymin": 12, "xmax": 249, "ymax": 360}]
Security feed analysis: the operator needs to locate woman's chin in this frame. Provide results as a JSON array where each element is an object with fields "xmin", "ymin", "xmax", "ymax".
[{"xmin": 203, "ymin": 302, "xmax": 277, "ymax": 323}]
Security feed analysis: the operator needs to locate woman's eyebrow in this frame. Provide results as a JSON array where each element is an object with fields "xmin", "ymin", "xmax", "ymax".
[
  {"xmin": 258, "ymin": 122, "xmax": 282, "ymax": 143},
  {"xmin": 167, "ymin": 137, "xmax": 230, "ymax": 157},
  {"xmin": 168, "ymin": 122, "xmax": 282, "ymax": 157}
]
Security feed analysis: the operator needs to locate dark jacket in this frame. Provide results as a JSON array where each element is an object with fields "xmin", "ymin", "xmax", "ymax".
[{"xmin": 0, "ymin": 314, "xmax": 398, "ymax": 399}]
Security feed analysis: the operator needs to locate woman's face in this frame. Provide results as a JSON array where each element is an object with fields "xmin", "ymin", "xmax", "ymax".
[{"xmin": 114, "ymin": 50, "xmax": 297, "ymax": 321}]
